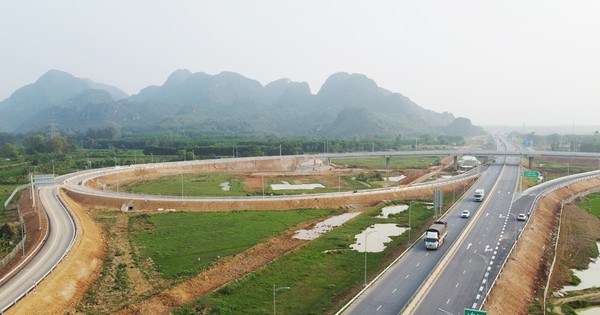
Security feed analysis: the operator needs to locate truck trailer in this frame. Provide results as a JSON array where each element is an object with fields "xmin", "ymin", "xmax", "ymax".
[
  {"xmin": 474, "ymin": 189, "xmax": 485, "ymax": 202},
  {"xmin": 424, "ymin": 221, "xmax": 448, "ymax": 250}
]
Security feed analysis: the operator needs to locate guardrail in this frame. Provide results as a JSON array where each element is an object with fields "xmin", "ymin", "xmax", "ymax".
[{"xmin": 3, "ymin": 184, "xmax": 28, "ymax": 209}]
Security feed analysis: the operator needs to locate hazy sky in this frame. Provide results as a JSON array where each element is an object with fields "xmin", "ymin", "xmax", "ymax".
[{"xmin": 2, "ymin": 1, "xmax": 599, "ymax": 127}]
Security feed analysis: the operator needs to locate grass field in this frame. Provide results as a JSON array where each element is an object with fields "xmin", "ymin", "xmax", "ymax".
[
  {"xmin": 129, "ymin": 209, "xmax": 337, "ymax": 279},
  {"xmin": 332, "ymin": 156, "xmax": 439, "ymax": 169},
  {"xmin": 122, "ymin": 173, "xmax": 247, "ymax": 197},
  {"xmin": 122, "ymin": 173, "xmax": 379, "ymax": 197},
  {"xmin": 171, "ymin": 201, "xmax": 437, "ymax": 315},
  {"xmin": 578, "ymin": 192, "xmax": 600, "ymax": 219}
]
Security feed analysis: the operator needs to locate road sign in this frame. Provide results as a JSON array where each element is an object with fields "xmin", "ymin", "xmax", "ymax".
[
  {"xmin": 523, "ymin": 171, "xmax": 541, "ymax": 178},
  {"xmin": 464, "ymin": 309, "xmax": 487, "ymax": 315}
]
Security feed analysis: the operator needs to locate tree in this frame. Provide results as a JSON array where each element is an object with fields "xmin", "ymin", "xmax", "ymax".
[{"xmin": 0, "ymin": 143, "xmax": 22, "ymax": 160}]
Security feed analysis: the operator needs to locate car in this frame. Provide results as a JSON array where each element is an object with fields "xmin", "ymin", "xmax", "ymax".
[
  {"xmin": 517, "ymin": 213, "xmax": 527, "ymax": 221},
  {"xmin": 461, "ymin": 210, "xmax": 471, "ymax": 218}
]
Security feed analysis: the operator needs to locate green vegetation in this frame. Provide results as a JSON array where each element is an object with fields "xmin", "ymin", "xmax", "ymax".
[
  {"xmin": 170, "ymin": 201, "xmax": 436, "ymax": 314},
  {"xmin": 129, "ymin": 209, "xmax": 336, "ymax": 279},
  {"xmin": 578, "ymin": 191, "xmax": 600, "ymax": 219},
  {"xmin": 332, "ymin": 156, "xmax": 439, "ymax": 169},
  {"xmin": 122, "ymin": 173, "xmax": 246, "ymax": 197}
]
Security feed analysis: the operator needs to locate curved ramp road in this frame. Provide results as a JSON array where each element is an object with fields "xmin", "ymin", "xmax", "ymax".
[{"xmin": 0, "ymin": 186, "xmax": 77, "ymax": 312}]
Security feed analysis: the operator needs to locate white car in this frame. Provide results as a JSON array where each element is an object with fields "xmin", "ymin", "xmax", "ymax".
[
  {"xmin": 461, "ymin": 210, "xmax": 471, "ymax": 218},
  {"xmin": 517, "ymin": 213, "xmax": 527, "ymax": 221}
]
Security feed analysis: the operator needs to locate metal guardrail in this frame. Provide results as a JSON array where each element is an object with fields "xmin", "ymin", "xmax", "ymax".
[{"xmin": 3, "ymin": 184, "xmax": 28, "ymax": 209}]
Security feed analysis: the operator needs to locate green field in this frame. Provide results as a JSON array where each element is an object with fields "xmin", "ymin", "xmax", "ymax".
[
  {"xmin": 170, "ymin": 201, "xmax": 436, "ymax": 315},
  {"xmin": 122, "ymin": 173, "xmax": 248, "ymax": 197},
  {"xmin": 129, "ymin": 209, "xmax": 337, "ymax": 279},
  {"xmin": 578, "ymin": 191, "xmax": 600, "ymax": 219},
  {"xmin": 332, "ymin": 156, "xmax": 439, "ymax": 169}
]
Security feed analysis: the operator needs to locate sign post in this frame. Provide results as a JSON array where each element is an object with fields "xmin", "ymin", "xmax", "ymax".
[
  {"xmin": 464, "ymin": 309, "xmax": 487, "ymax": 315},
  {"xmin": 523, "ymin": 171, "xmax": 541, "ymax": 178}
]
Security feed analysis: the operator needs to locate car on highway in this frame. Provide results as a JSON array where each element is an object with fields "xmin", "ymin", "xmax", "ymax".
[
  {"xmin": 460, "ymin": 210, "xmax": 471, "ymax": 218},
  {"xmin": 517, "ymin": 213, "xmax": 527, "ymax": 221}
]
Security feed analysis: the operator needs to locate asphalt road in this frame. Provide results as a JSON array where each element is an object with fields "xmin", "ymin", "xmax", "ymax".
[
  {"xmin": 0, "ymin": 186, "xmax": 76, "ymax": 313},
  {"xmin": 340, "ymin": 162, "xmax": 500, "ymax": 315}
]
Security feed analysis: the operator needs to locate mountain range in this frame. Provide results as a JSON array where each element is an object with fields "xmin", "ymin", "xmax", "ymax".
[{"xmin": 0, "ymin": 70, "xmax": 485, "ymax": 137}]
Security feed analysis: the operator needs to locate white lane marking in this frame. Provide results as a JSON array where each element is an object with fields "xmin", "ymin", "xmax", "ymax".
[
  {"xmin": 405, "ymin": 274, "xmax": 410, "ymax": 279},
  {"xmin": 392, "ymin": 288, "xmax": 397, "ymax": 293},
  {"xmin": 377, "ymin": 305, "xmax": 382, "ymax": 311},
  {"xmin": 447, "ymin": 298, "xmax": 451, "ymax": 304}
]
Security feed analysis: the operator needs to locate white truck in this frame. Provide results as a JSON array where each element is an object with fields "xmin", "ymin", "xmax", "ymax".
[
  {"xmin": 474, "ymin": 188, "xmax": 485, "ymax": 202},
  {"xmin": 424, "ymin": 221, "xmax": 448, "ymax": 250}
]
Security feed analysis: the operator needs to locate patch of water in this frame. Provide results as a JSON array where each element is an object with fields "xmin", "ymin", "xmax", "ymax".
[
  {"xmin": 563, "ymin": 243, "xmax": 600, "ymax": 291},
  {"xmin": 377, "ymin": 205, "xmax": 408, "ymax": 218},
  {"xmin": 271, "ymin": 181, "xmax": 326, "ymax": 190},
  {"xmin": 386, "ymin": 175, "xmax": 406, "ymax": 182},
  {"xmin": 293, "ymin": 213, "xmax": 360, "ymax": 240},
  {"xmin": 349, "ymin": 224, "xmax": 408, "ymax": 253},
  {"xmin": 220, "ymin": 182, "xmax": 230, "ymax": 191},
  {"xmin": 578, "ymin": 307, "xmax": 600, "ymax": 315}
]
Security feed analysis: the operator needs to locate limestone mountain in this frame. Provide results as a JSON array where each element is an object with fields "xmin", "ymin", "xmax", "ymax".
[
  {"xmin": 0, "ymin": 70, "xmax": 127, "ymax": 132},
  {"xmin": 0, "ymin": 69, "xmax": 484, "ymax": 138}
]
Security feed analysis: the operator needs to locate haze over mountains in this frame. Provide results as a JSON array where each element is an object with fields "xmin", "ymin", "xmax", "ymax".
[{"xmin": 0, "ymin": 70, "xmax": 484, "ymax": 137}]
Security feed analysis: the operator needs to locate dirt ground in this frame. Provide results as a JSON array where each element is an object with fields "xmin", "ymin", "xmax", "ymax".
[{"xmin": 6, "ymin": 156, "xmax": 600, "ymax": 314}]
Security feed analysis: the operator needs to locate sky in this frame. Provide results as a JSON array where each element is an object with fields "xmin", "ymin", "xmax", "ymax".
[{"xmin": 1, "ymin": 1, "xmax": 600, "ymax": 128}]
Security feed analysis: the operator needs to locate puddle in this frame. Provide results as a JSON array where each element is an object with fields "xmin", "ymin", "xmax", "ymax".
[
  {"xmin": 271, "ymin": 181, "xmax": 326, "ymax": 190},
  {"xmin": 220, "ymin": 182, "xmax": 230, "ymax": 191},
  {"xmin": 349, "ymin": 224, "xmax": 408, "ymax": 253},
  {"xmin": 377, "ymin": 205, "xmax": 408, "ymax": 218},
  {"xmin": 563, "ymin": 243, "xmax": 600, "ymax": 291},
  {"xmin": 386, "ymin": 175, "xmax": 406, "ymax": 182},
  {"xmin": 578, "ymin": 307, "xmax": 600, "ymax": 315},
  {"xmin": 293, "ymin": 213, "xmax": 360, "ymax": 240}
]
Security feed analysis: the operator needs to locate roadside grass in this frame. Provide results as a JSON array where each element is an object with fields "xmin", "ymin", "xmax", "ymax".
[
  {"xmin": 332, "ymin": 156, "xmax": 439, "ymax": 169},
  {"xmin": 0, "ymin": 184, "xmax": 19, "ymax": 222},
  {"xmin": 173, "ymin": 201, "xmax": 436, "ymax": 315},
  {"xmin": 129, "ymin": 209, "xmax": 337, "ymax": 280}
]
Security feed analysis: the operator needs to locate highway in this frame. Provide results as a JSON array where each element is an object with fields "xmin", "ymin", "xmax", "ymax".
[
  {"xmin": 339, "ymin": 162, "xmax": 501, "ymax": 315},
  {"xmin": 1, "ymin": 144, "xmax": 599, "ymax": 313},
  {"xmin": 0, "ymin": 186, "xmax": 76, "ymax": 312},
  {"xmin": 406, "ymin": 155, "xmax": 521, "ymax": 314}
]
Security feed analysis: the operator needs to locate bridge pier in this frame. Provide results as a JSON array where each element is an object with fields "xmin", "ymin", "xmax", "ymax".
[
  {"xmin": 453, "ymin": 156, "xmax": 458, "ymax": 171},
  {"xmin": 385, "ymin": 156, "xmax": 390, "ymax": 170},
  {"xmin": 528, "ymin": 156, "xmax": 534, "ymax": 169}
]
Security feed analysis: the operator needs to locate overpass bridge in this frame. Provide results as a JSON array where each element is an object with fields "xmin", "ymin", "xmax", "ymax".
[{"xmin": 322, "ymin": 149, "xmax": 600, "ymax": 169}]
